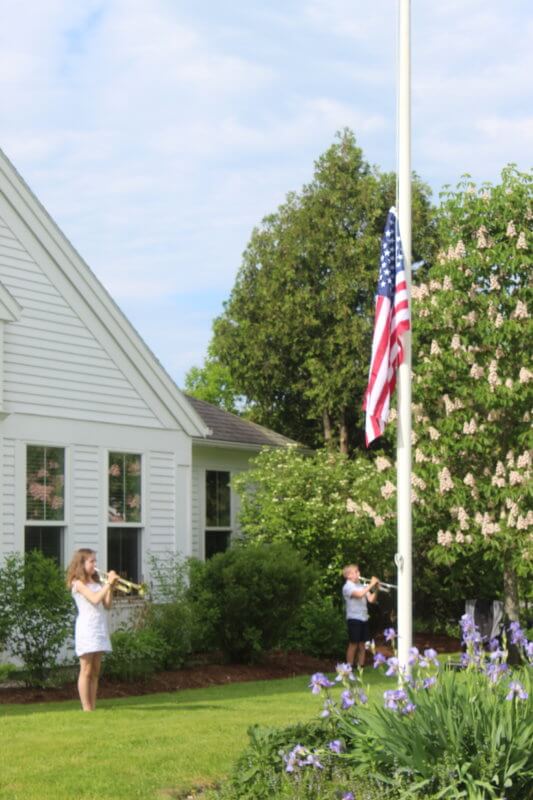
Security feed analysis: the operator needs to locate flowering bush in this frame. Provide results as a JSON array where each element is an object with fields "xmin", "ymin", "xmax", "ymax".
[
  {"xmin": 214, "ymin": 616, "xmax": 532, "ymax": 799},
  {"xmin": 336, "ymin": 618, "xmax": 532, "ymax": 799}
]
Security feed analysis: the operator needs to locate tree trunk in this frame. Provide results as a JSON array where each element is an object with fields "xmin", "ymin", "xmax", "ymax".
[
  {"xmin": 323, "ymin": 409, "xmax": 333, "ymax": 448},
  {"xmin": 339, "ymin": 409, "xmax": 349, "ymax": 455},
  {"xmin": 503, "ymin": 560, "xmax": 520, "ymax": 621},
  {"xmin": 503, "ymin": 559, "xmax": 521, "ymax": 665}
]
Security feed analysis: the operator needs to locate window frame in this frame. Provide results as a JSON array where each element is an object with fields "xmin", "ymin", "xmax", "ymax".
[
  {"xmin": 204, "ymin": 469, "xmax": 232, "ymax": 559},
  {"xmin": 107, "ymin": 450, "xmax": 144, "ymax": 528},
  {"xmin": 23, "ymin": 439, "xmax": 71, "ymax": 567}
]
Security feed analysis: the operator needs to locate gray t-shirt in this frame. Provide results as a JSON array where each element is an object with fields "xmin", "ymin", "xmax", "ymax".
[{"xmin": 342, "ymin": 580, "xmax": 369, "ymax": 621}]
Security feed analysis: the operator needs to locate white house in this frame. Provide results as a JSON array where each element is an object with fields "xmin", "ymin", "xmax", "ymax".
[{"xmin": 0, "ymin": 149, "xmax": 294, "ymax": 583}]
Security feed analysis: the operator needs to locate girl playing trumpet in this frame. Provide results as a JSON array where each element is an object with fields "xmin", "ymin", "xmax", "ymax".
[{"xmin": 66, "ymin": 549, "xmax": 118, "ymax": 711}]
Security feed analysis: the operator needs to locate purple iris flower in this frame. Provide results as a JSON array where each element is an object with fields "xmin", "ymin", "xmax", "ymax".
[
  {"xmin": 506, "ymin": 681, "xmax": 528, "ymax": 701},
  {"xmin": 309, "ymin": 672, "xmax": 335, "ymax": 694},
  {"xmin": 341, "ymin": 690, "xmax": 355, "ymax": 709},
  {"xmin": 408, "ymin": 647, "xmax": 420, "ymax": 666},
  {"xmin": 342, "ymin": 794, "xmax": 355, "ymax": 800},
  {"xmin": 384, "ymin": 627, "xmax": 397, "ymax": 642},
  {"xmin": 385, "ymin": 657, "xmax": 399, "ymax": 676},
  {"xmin": 373, "ymin": 652, "xmax": 386, "ymax": 668},
  {"xmin": 335, "ymin": 663, "xmax": 355, "ymax": 682},
  {"xmin": 423, "ymin": 675, "xmax": 437, "ymax": 689},
  {"xmin": 508, "ymin": 621, "xmax": 526, "ymax": 647},
  {"xmin": 328, "ymin": 739, "xmax": 343, "ymax": 754},
  {"xmin": 423, "ymin": 648, "xmax": 440, "ymax": 666}
]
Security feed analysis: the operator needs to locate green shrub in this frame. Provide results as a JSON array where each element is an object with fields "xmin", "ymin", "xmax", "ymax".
[
  {"xmin": 139, "ymin": 552, "xmax": 195, "ymax": 668},
  {"xmin": 0, "ymin": 663, "xmax": 18, "ymax": 683},
  {"xmin": 189, "ymin": 542, "xmax": 318, "ymax": 663},
  {"xmin": 280, "ymin": 590, "xmax": 346, "ymax": 658},
  {"xmin": 186, "ymin": 557, "xmax": 221, "ymax": 653},
  {"xmin": 0, "ymin": 551, "xmax": 74, "ymax": 687},
  {"xmin": 141, "ymin": 601, "xmax": 193, "ymax": 669},
  {"xmin": 103, "ymin": 627, "xmax": 169, "ymax": 682}
]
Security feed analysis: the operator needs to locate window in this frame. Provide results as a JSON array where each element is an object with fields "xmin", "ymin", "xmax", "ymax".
[
  {"xmin": 107, "ymin": 528, "xmax": 141, "ymax": 583},
  {"xmin": 205, "ymin": 470, "xmax": 231, "ymax": 559},
  {"xmin": 108, "ymin": 452, "xmax": 142, "ymax": 523},
  {"xmin": 25, "ymin": 446, "xmax": 65, "ymax": 565},
  {"xmin": 26, "ymin": 446, "xmax": 65, "ymax": 521},
  {"xmin": 108, "ymin": 452, "xmax": 142, "ymax": 582},
  {"xmin": 25, "ymin": 526, "xmax": 63, "ymax": 566}
]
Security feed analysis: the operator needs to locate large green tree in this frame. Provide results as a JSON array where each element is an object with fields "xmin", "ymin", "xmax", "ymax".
[
  {"xmin": 405, "ymin": 166, "xmax": 532, "ymax": 620},
  {"xmin": 208, "ymin": 130, "xmax": 436, "ymax": 451}
]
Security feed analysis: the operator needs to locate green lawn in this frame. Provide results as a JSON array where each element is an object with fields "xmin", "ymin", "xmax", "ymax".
[{"xmin": 0, "ymin": 671, "xmax": 389, "ymax": 800}]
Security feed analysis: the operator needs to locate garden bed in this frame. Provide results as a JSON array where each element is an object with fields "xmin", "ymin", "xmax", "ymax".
[{"xmin": 0, "ymin": 633, "xmax": 460, "ymax": 705}]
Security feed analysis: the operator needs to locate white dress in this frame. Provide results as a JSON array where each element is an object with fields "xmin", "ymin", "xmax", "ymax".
[{"xmin": 72, "ymin": 581, "xmax": 112, "ymax": 657}]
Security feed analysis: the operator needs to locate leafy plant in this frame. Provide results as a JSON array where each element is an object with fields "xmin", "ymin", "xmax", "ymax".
[
  {"xmin": 103, "ymin": 627, "xmax": 169, "ymax": 682},
  {"xmin": 0, "ymin": 551, "xmax": 74, "ymax": 687},
  {"xmin": 188, "ymin": 542, "xmax": 318, "ymax": 663}
]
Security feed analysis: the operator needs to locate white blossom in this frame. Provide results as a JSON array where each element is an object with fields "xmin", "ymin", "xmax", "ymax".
[
  {"xmin": 455, "ymin": 240, "xmax": 466, "ymax": 258},
  {"xmin": 451, "ymin": 334, "xmax": 461, "ymax": 351},
  {"xmin": 506, "ymin": 220, "xmax": 516, "ymax": 237},
  {"xmin": 428, "ymin": 426, "xmax": 440, "ymax": 441},
  {"xmin": 476, "ymin": 226, "xmax": 488, "ymax": 248},
  {"xmin": 463, "ymin": 473, "xmax": 476, "ymax": 487},
  {"xmin": 437, "ymin": 529, "xmax": 453, "ymax": 547},
  {"xmin": 519, "ymin": 367, "xmax": 532, "ymax": 384},
  {"xmin": 430, "ymin": 340, "xmax": 441, "ymax": 356},
  {"xmin": 346, "ymin": 498, "xmax": 359, "ymax": 514},
  {"xmin": 495, "ymin": 313, "xmax": 504, "ymax": 328},
  {"xmin": 375, "ymin": 456, "xmax": 392, "ymax": 472},
  {"xmin": 411, "ymin": 473, "xmax": 426, "ymax": 491},
  {"xmin": 509, "ymin": 471, "xmax": 523, "ymax": 486},
  {"xmin": 463, "ymin": 418, "xmax": 477, "ymax": 435},
  {"xmin": 455, "ymin": 532, "xmax": 465, "ymax": 543},
  {"xmin": 381, "ymin": 480, "xmax": 396, "ymax": 500},
  {"xmin": 465, "ymin": 534, "xmax": 473, "ymax": 544},
  {"xmin": 429, "ymin": 279, "xmax": 442, "ymax": 292},
  {"xmin": 442, "ymin": 276, "xmax": 453, "ymax": 291},
  {"xmin": 438, "ymin": 467, "xmax": 454, "ymax": 493},
  {"xmin": 470, "ymin": 363, "xmax": 483, "ymax": 379},
  {"xmin": 517, "ymin": 452, "xmax": 531, "ymax": 469},
  {"xmin": 511, "ymin": 300, "xmax": 528, "ymax": 319},
  {"xmin": 488, "ymin": 360, "xmax": 501, "ymax": 389},
  {"xmin": 505, "ymin": 378, "xmax": 513, "ymax": 389},
  {"xmin": 415, "ymin": 448, "xmax": 429, "ymax": 463},
  {"xmin": 516, "ymin": 231, "xmax": 527, "ymax": 250}
]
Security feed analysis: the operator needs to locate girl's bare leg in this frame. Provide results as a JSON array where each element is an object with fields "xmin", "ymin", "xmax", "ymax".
[
  {"xmin": 90, "ymin": 653, "xmax": 103, "ymax": 710},
  {"xmin": 78, "ymin": 655, "xmax": 94, "ymax": 711}
]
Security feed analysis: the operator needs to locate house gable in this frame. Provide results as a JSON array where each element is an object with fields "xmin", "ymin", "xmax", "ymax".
[{"xmin": 0, "ymin": 149, "xmax": 208, "ymax": 435}]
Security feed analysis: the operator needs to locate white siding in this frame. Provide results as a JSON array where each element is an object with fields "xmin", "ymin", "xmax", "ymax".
[
  {"xmin": 72, "ymin": 445, "xmax": 100, "ymax": 550},
  {"xmin": 147, "ymin": 451, "xmax": 176, "ymax": 553},
  {"xmin": 0, "ymin": 215, "xmax": 160, "ymax": 427},
  {"xmin": 191, "ymin": 465, "xmax": 202, "ymax": 558},
  {"xmin": 1, "ymin": 437, "xmax": 15, "ymax": 552}
]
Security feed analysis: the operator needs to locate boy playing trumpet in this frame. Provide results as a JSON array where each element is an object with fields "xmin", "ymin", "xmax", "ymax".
[{"xmin": 342, "ymin": 564, "xmax": 380, "ymax": 668}]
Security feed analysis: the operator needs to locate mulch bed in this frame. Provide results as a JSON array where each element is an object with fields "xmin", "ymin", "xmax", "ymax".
[{"xmin": 0, "ymin": 633, "xmax": 460, "ymax": 705}]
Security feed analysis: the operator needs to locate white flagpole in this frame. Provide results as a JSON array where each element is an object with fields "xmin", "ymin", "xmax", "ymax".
[{"xmin": 396, "ymin": 0, "xmax": 413, "ymax": 674}]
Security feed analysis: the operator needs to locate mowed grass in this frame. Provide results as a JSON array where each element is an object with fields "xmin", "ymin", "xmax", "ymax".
[{"xmin": 0, "ymin": 670, "xmax": 390, "ymax": 800}]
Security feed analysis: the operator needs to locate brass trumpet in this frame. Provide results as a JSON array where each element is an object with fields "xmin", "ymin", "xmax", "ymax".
[
  {"xmin": 97, "ymin": 571, "xmax": 148, "ymax": 597},
  {"xmin": 360, "ymin": 577, "xmax": 398, "ymax": 594}
]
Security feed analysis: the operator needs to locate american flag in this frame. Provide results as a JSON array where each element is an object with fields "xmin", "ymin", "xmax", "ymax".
[{"xmin": 363, "ymin": 207, "xmax": 410, "ymax": 446}]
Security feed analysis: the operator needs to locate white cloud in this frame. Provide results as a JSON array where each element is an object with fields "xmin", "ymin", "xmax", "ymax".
[{"xmin": 0, "ymin": 0, "xmax": 531, "ymax": 385}]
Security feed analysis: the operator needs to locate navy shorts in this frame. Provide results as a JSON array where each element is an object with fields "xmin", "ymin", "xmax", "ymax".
[{"xmin": 347, "ymin": 618, "xmax": 369, "ymax": 644}]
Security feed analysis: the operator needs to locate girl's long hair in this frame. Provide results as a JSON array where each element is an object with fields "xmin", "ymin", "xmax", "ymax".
[{"xmin": 66, "ymin": 548, "xmax": 97, "ymax": 588}]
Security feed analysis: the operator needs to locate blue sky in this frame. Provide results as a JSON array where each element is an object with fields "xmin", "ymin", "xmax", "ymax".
[{"xmin": 1, "ymin": 0, "xmax": 531, "ymax": 387}]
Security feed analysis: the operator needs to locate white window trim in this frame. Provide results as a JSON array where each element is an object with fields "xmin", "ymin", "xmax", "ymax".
[
  {"xmin": 106, "ymin": 449, "xmax": 145, "ymax": 528},
  {"xmin": 23, "ymin": 442, "xmax": 70, "ymax": 528}
]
